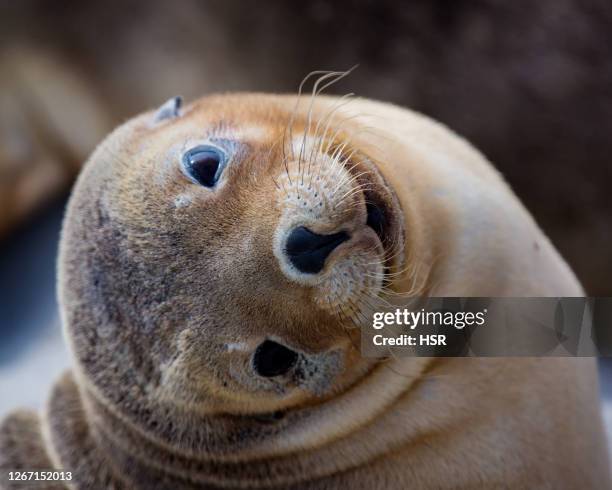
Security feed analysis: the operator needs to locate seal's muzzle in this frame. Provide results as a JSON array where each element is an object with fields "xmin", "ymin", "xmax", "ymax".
[{"xmin": 285, "ymin": 226, "xmax": 350, "ymax": 274}]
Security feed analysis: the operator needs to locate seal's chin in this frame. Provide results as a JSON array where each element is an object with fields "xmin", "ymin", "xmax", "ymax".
[
  {"xmin": 363, "ymin": 185, "xmax": 399, "ymax": 280},
  {"xmin": 348, "ymin": 147, "xmax": 405, "ymax": 275}
]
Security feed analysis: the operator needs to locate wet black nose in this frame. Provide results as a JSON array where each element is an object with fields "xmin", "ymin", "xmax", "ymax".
[
  {"xmin": 285, "ymin": 226, "xmax": 350, "ymax": 274},
  {"xmin": 253, "ymin": 340, "xmax": 298, "ymax": 377}
]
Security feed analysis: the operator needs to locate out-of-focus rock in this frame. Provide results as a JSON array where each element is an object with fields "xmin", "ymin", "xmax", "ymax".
[{"xmin": 0, "ymin": 48, "xmax": 111, "ymax": 237}]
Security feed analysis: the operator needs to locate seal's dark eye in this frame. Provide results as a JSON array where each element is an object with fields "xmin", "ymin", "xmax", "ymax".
[{"xmin": 182, "ymin": 145, "xmax": 226, "ymax": 187}]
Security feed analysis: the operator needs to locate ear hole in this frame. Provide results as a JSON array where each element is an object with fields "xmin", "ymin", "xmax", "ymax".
[{"xmin": 154, "ymin": 96, "xmax": 183, "ymax": 122}]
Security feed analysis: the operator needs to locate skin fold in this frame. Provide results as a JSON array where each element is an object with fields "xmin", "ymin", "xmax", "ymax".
[{"xmin": 0, "ymin": 92, "xmax": 609, "ymax": 489}]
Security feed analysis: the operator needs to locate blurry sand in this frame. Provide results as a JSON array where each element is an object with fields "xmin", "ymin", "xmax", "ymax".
[{"xmin": 0, "ymin": 320, "xmax": 69, "ymax": 416}]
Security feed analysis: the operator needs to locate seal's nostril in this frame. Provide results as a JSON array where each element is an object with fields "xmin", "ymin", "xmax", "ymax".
[
  {"xmin": 253, "ymin": 340, "xmax": 298, "ymax": 378},
  {"xmin": 285, "ymin": 226, "xmax": 350, "ymax": 274}
]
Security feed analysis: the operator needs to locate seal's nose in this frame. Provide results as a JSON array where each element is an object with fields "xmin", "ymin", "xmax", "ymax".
[
  {"xmin": 285, "ymin": 226, "xmax": 350, "ymax": 274},
  {"xmin": 253, "ymin": 340, "xmax": 298, "ymax": 377}
]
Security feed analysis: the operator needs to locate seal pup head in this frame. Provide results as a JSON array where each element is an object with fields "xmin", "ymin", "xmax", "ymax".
[{"xmin": 58, "ymin": 88, "xmax": 413, "ymax": 448}]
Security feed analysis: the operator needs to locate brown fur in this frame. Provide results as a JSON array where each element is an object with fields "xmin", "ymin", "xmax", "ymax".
[
  {"xmin": 2, "ymin": 0, "xmax": 612, "ymax": 294},
  {"xmin": 1, "ymin": 93, "xmax": 609, "ymax": 489}
]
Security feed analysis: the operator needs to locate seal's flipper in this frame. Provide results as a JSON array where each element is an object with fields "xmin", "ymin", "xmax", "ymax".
[{"xmin": 0, "ymin": 410, "xmax": 66, "ymax": 489}]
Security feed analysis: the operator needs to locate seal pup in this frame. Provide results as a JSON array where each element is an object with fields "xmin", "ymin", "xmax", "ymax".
[{"xmin": 1, "ymin": 83, "xmax": 609, "ymax": 488}]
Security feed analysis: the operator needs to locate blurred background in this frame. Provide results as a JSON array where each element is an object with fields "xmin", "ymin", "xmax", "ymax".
[{"xmin": 0, "ymin": 0, "xmax": 611, "ymax": 439}]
